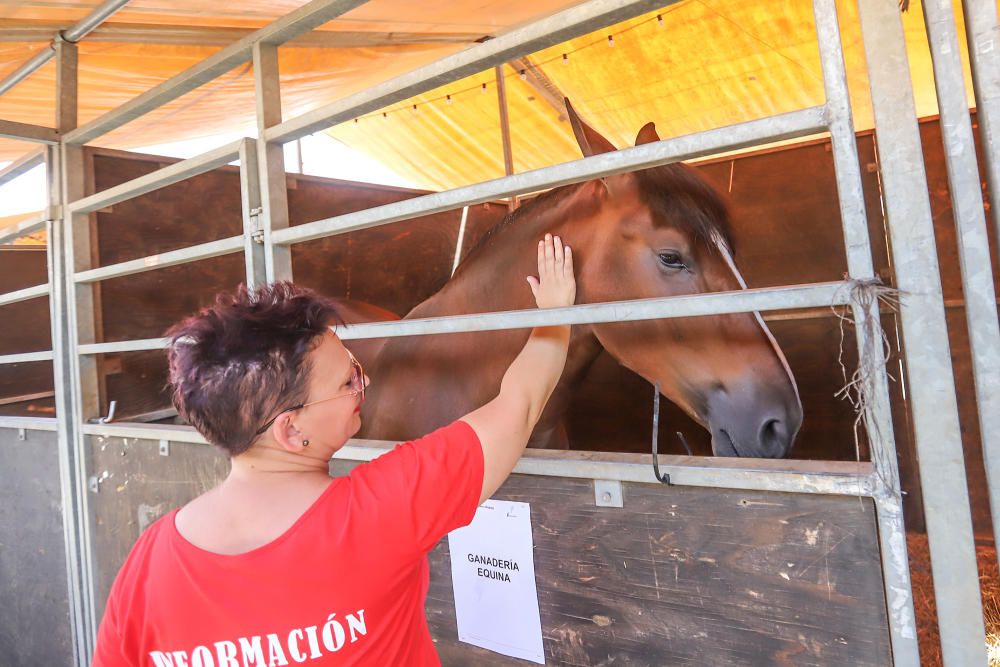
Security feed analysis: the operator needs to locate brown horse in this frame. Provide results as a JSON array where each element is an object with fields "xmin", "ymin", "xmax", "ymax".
[{"xmin": 353, "ymin": 104, "xmax": 802, "ymax": 457}]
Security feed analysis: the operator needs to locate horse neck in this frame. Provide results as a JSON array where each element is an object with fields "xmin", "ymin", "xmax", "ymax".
[{"xmin": 411, "ymin": 182, "xmax": 601, "ymax": 317}]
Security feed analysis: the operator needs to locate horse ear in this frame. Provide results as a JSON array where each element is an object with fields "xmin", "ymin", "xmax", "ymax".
[
  {"xmin": 565, "ymin": 98, "xmax": 617, "ymax": 157},
  {"xmin": 635, "ymin": 121, "xmax": 660, "ymax": 146}
]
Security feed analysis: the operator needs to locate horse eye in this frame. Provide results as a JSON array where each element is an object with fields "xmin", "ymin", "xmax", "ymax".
[{"xmin": 657, "ymin": 251, "xmax": 686, "ymax": 269}]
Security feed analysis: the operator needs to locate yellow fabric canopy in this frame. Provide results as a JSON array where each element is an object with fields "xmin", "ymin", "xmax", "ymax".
[{"xmin": 0, "ymin": 0, "xmax": 975, "ymax": 193}]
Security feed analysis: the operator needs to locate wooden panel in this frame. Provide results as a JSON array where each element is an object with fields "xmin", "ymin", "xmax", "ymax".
[
  {"xmin": 87, "ymin": 435, "xmax": 229, "ymax": 622},
  {"xmin": 0, "ymin": 428, "xmax": 72, "ymax": 666},
  {"xmin": 0, "ymin": 247, "xmax": 54, "ymax": 416},
  {"xmin": 329, "ymin": 459, "xmax": 891, "ymax": 666},
  {"xmin": 288, "ymin": 175, "xmax": 507, "ymax": 317},
  {"xmin": 89, "ymin": 436, "xmax": 890, "ymax": 666}
]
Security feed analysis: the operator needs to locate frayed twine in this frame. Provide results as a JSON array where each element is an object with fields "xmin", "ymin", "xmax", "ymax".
[{"xmin": 833, "ymin": 278, "xmax": 904, "ymax": 496}]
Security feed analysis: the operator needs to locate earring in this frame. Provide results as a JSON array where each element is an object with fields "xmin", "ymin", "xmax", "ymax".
[{"xmin": 303, "ymin": 439, "xmax": 310, "ymax": 447}]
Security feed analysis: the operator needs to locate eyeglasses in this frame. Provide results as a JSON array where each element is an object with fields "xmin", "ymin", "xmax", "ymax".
[{"xmin": 254, "ymin": 351, "xmax": 367, "ymax": 437}]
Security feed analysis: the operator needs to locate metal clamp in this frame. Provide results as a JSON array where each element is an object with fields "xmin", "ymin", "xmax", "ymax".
[{"xmin": 249, "ymin": 207, "xmax": 264, "ymax": 244}]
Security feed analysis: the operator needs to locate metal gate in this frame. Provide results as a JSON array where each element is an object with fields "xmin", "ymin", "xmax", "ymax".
[{"xmin": 1, "ymin": 0, "xmax": 997, "ymax": 664}]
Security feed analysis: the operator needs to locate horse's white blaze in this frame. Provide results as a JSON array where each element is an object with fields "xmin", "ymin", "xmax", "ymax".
[{"xmin": 711, "ymin": 231, "xmax": 801, "ymax": 404}]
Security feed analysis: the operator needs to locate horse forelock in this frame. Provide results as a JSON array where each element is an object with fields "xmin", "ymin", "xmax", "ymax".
[{"xmin": 635, "ymin": 163, "xmax": 735, "ymax": 256}]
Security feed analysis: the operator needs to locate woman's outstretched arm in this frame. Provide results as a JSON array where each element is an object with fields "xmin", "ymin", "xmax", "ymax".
[{"xmin": 463, "ymin": 233, "xmax": 576, "ymax": 504}]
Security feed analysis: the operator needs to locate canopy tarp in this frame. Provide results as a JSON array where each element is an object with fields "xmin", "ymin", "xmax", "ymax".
[{"xmin": 0, "ymin": 0, "xmax": 975, "ymax": 193}]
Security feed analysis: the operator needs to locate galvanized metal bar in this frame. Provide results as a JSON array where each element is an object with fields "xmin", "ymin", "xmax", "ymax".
[
  {"xmin": 812, "ymin": 0, "xmax": 917, "ymax": 660},
  {"xmin": 0, "ymin": 350, "xmax": 54, "ymax": 364},
  {"xmin": 0, "ymin": 212, "xmax": 52, "ymax": 245},
  {"xmin": 61, "ymin": 0, "xmax": 133, "ymax": 43},
  {"xmin": 50, "ymin": 38, "xmax": 98, "ymax": 665},
  {"xmin": 334, "ymin": 281, "xmax": 850, "ymax": 339},
  {"xmin": 74, "ymin": 282, "xmax": 851, "ymax": 354},
  {"xmin": 73, "ymin": 235, "xmax": 244, "ymax": 284},
  {"xmin": 253, "ymin": 42, "xmax": 293, "ymax": 282},
  {"xmin": 871, "ymin": 486, "xmax": 921, "ymax": 667},
  {"xmin": 0, "ymin": 44, "xmax": 56, "ymax": 97},
  {"xmin": 962, "ymin": 0, "xmax": 1000, "ymax": 245},
  {"xmin": 266, "ymin": 0, "xmax": 675, "ymax": 145},
  {"xmin": 857, "ymin": 0, "xmax": 987, "ymax": 663},
  {"xmin": 0, "ymin": 0, "xmax": 130, "ymax": 98},
  {"xmin": 67, "ymin": 140, "xmax": 243, "ymax": 214},
  {"xmin": 0, "ymin": 283, "xmax": 49, "ymax": 307},
  {"xmin": 78, "ymin": 421, "xmax": 875, "ymax": 496},
  {"xmin": 0, "ymin": 417, "xmax": 58, "ymax": 431},
  {"xmin": 0, "ymin": 148, "xmax": 45, "ymax": 189},
  {"xmin": 0, "ymin": 119, "xmax": 59, "ymax": 144},
  {"xmin": 275, "ymin": 106, "xmax": 829, "ymax": 246},
  {"xmin": 0, "ymin": 22, "xmax": 482, "ymax": 48},
  {"xmin": 62, "ymin": 0, "xmax": 371, "ymax": 146},
  {"xmin": 78, "ymin": 338, "xmax": 168, "ymax": 355},
  {"xmin": 238, "ymin": 138, "xmax": 267, "ymax": 289},
  {"xmin": 924, "ymin": 0, "xmax": 1000, "ymax": 560}
]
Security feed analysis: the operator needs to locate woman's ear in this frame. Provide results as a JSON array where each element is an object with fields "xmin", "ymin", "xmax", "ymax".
[{"xmin": 271, "ymin": 411, "xmax": 308, "ymax": 453}]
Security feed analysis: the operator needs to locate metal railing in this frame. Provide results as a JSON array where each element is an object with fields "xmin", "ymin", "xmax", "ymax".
[{"xmin": 3, "ymin": 0, "xmax": 994, "ymax": 664}]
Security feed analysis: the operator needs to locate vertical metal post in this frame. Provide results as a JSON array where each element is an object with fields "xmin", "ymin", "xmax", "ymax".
[
  {"xmin": 812, "ymin": 0, "xmax": 919, "ymax": 662},
  {"xmin": 856, "ymin": 0, "xmax": 987, "ymax": 664},
  {"xmin": 239, "ymin": 138, "xmax": 267, "ymax": 289},
  {"xmin": 961, "ymin": 0, "xmax": 1000, "ymax": 242},
  {"xmin": 50, "ymin": 39, "xmax": 97, "ymax": 664},
  {"xmin": 253, "ymin": 42, "xmax": 293, "ymax": 283},
  {"xmin": 495, "ymin": 65, "xmax": 517, "ymax": 211},
  {"xmin": 925, "ymin": 0, "xmax": 1000, "ymax": 558}
]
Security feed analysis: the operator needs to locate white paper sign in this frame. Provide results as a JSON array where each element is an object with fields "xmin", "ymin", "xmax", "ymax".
[{"xmin": 447, "ymin": 499, "xmax": 545, "ymax": 664}]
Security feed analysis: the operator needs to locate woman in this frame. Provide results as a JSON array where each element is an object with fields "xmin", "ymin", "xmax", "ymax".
[{"xmin": 93, "ymin": 234, "xmax": 575, "ymax": 666}]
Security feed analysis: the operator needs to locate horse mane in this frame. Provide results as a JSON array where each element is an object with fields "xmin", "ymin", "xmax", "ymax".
[
  {"xmin": 454, "ymin": 162, "xmax": 735, "ymax": 277},
  {"xmin": 452, "ymin": 184, "xmax": 581, "ymax": 276}
]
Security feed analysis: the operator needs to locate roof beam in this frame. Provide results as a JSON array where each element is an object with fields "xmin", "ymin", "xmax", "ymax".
[
  {"xmin": 62, "ymin": 0, "xmax": 372, "ymax": 146},
  {"xmin": 0, "ymin": 20, "xmax": 481, "ymax": 48}
]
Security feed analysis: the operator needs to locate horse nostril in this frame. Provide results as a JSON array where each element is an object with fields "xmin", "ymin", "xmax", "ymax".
[{"xmin": 758, "ymin": 418, "xmax": 788, "ymax": 457}]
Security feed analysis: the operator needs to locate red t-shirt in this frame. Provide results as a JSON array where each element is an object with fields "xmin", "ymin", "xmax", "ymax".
[{"xmin": 93, "ymin": 420, "xmax": 484, "ymax": 667}]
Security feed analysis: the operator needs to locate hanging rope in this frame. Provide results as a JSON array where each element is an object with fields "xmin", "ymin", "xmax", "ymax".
[{"xmin": 833, "ymin": 277, "xmax": 903, "ymax": 494}]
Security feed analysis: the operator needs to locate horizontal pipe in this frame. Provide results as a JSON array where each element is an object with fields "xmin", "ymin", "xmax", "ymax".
[
  {"xmin": 77, "ymin": 338, "xmax": 167, "ymax": 355},
  {"xmin": 0, "ymin": 350, "xmax": 54, "ymax": 364},
  {"xmin": 79, "ymin": 421, "xmax": 874, "ymax": 495},
  {"xmin": 62, "ymin": 0, "xmax": 133, "ymax": 43},
  {"xmin": 62, "ymin": 0, "xmax": 371, "ymax": 146},
  {"xmin": 0, "ymin": 148, "xmax": 45, "ymax": 189},
  {"xmin": 267, "ymin": 0, "xmax": 672, "ymax": 144},
  {"xmin": 0, "ymin": 212, "xmax": 50, "ymax": 245},
  {"xmin": 0, "ymin": 417, "xmax": 58, "ymax": 432},
  {"xmin": 275, "ymin": 106, "xmax": 829, "ymax": 246},
  {"xmin": 0, "ymin": 283, "xmax": 50, "ymax": 307},
  {"xmin": 74, "ymin": 235, "xmax": 244, "ymax": 283},
  {"xmin": 76, "ymin": 281, "xmax": 851, "ymax": 356},
  {"xmin": 0, "ymin": 21, "xmax": 482, "ymax": 49},
  {"xmin": 334, "ymin": 281, "xmax": 851, "ymax": 340},
  {"xmin": 68, "ymin": 140, "xmax": 245, "ymax": 214}
]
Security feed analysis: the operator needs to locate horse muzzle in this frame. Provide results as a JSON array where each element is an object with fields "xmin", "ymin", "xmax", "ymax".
[{"xmin": 705, "ymin": 380, "xmax": 802, "ymax": 458}]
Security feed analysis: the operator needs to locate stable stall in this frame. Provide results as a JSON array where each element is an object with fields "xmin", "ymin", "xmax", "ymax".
[{"xmin": 1, "ymin": 1, "xmax": 998, "ymax": 665}]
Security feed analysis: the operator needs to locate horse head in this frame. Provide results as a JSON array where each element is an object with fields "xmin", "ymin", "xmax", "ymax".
[{"xmin": 564, "ymin": 101, "xmax": 802, "ymax": 458}]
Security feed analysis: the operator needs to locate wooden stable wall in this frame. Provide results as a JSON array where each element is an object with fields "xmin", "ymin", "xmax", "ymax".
[
  {"xmin": 0, "ymin": 247, "xmax": 54, "ymax": 416},
  {"xmin": 85, "ymin": 433, "xmax": 892, "ymax": 666},
  {"xmin": 1, "ymin": 115, "xmax": 996, "ymax": 537}
]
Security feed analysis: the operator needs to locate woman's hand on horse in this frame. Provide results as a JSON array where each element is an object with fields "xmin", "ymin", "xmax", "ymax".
[{"xmin": 526, "ymin": 234, "xmax": 576, "ymax": 309}]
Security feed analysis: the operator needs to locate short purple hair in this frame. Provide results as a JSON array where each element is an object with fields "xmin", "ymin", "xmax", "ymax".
[{"xmin": 166, "ymin": 282, "xmax": 342, "ymax": 456}]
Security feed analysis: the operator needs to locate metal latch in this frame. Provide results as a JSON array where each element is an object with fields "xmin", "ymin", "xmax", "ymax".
[{"xmin": 249, "ymin": 207, "xmax": 264, "ymax": 244}]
